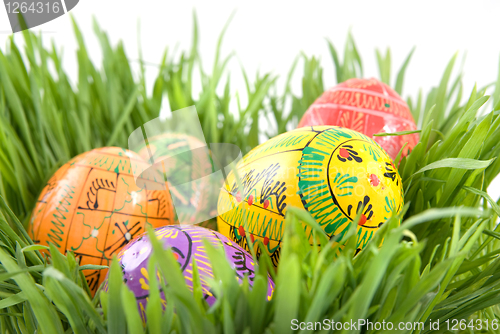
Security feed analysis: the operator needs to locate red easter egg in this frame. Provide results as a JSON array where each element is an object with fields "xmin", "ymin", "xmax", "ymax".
[{"xmin": 298, "ymin": 78, "xmax": 419, "ymax": 160}]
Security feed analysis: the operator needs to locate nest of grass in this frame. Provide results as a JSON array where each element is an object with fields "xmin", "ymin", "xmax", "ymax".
[{"xmin": 1, "ymin": 15, "xmax": 500, "ymax": 333}]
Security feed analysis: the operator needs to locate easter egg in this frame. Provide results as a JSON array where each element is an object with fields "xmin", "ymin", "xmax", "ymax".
[
  {"xmin": 137, "ymin": 133, "xmax": 213, "ymax": 224},
  {"xmin": 217, "ymin": 126, "xmax": 404, "ymax": 266},
  {"xmin": 103, "ymin": 225, "xmax": 275, "ymax": 320},
  {"xmin": 29, "ymin": 147, "xmax": 175, "ymax": 295},
  {"xmin": 298, "ymin": 78, "xmax": 419, "ymax": 160}
]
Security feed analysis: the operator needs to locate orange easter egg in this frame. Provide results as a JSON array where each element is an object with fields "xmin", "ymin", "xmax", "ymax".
[{"xmin": 29, "ymin": 147, "xmax": 175, "ymax": 295}]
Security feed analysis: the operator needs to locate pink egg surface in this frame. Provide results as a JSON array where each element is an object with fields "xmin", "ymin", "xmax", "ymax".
[{"xmin": 298, "ymin": 78, "xmax": 419, "ymax": 160}]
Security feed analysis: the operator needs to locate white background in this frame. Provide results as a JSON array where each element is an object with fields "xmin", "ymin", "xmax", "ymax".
[{"xmin": 1, "ymin": 0, "xmax": 500, "ymax": 197}]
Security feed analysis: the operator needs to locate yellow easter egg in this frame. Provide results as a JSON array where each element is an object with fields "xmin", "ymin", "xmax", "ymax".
[{"xmin": 217, "ymin": 126, "xmax": 403, "ymax": 266}]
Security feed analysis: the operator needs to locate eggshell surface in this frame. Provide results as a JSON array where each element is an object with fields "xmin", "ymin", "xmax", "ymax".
[
  {"xmin": 104, "ymin": 225, "xmax": 275, "ymax": 320},
  {"xmin": 217, "ymin": 126, "xmax": 404, "ymax": 266},
  {"xmin": 29, "ymin": 147, "xmax": 175, "ymax": 294},
  {"xmin": 138, "ymin": 133, "xmax": 213, "ymax": 224},
  {"xmin": 298, "ymin": 78, "xmax": 419, "ymax": 159}
]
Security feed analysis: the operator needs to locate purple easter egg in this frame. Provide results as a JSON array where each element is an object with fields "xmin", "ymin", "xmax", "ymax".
[{"xmin": 102, "ymin": 225, "xmax": 275, "ymax": 320}]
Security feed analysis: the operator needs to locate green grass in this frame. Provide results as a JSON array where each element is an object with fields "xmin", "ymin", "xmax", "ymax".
[{"xmin": 1, "ymin": 14, "xmax": 500, "ymax": 333}]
